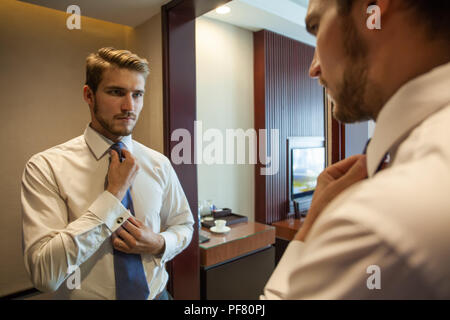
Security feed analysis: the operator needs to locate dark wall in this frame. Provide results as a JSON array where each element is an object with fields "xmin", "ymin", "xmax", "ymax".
[
  {"xmin": 162, "ymin": 0, "xmax": 232, "ymax": 300},
  {"xmin": 254, "ymin": 30, "xmax": 325, "ymax": 225}
]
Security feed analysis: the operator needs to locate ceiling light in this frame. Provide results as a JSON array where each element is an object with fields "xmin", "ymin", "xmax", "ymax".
[{"xmin": 216, "ymin": 5, "xmax": 231, "ymax": 14}]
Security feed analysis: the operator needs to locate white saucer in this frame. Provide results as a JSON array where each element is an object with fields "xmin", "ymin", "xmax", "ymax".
[{"xmin": 210, "ymin": 226, "xmax": 231, "ymax": 234}]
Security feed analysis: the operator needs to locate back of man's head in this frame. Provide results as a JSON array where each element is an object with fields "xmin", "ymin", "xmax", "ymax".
[{"xmin": 85, "ymin": 47, "xmax": 149, "ymax": 94}]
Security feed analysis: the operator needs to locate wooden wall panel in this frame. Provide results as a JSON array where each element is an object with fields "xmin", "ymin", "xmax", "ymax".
[
  {"xmin": 162, "ymin": 0, "xmax": 231, "ymax": 300},
  {"xmin": 254, "ymin": 30, "xmax": 325, "ymax": 225},
  {"xmin": 254, "ymin": 28, "xmax": 267, "ymax": 226}
]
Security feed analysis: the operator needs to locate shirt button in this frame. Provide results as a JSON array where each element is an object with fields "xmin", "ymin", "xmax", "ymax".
[{"xmin": 117, "ymin": 217, "xmax": 124, "ymax": 224}]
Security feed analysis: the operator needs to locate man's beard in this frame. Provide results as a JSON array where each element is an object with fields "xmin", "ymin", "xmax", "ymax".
[
  {"xmin": 332, "ymin": 17, "xmax": 383, "ymax": 123},
  {"xmin": 93, "ymin": 101, "xmax": 136, "ymax": 137}
]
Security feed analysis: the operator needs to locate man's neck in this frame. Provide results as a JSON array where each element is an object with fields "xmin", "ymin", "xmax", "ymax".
[
  {"xmin": 371, "ymin": 38, "xmax": 450, "ymax": 121},
  {"xmin": 89, "ymin": 122, "xmax": 123, "ymax": 143}
]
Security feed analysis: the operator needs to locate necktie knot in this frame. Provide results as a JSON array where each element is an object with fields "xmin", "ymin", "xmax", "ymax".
[{"xmin": 111, "ymin": 142, "xmax": 125, "ymax": 161}]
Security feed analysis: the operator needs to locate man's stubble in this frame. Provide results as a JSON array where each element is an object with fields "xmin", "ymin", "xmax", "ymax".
[{"xmin": 332, "ymin": 16, "xmax": 384, "ymax": 123}]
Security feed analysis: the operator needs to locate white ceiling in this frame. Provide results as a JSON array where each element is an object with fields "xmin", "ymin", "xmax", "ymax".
[
  {"xmin": 19, "ymin": 0, "xmax": 314, "ymax": 46},
  {"xmin": 19, "ymin": 0, "xmax": 171, "ymax": 27},
  {"xmin": 205, "ymin": 0, "xmax": 315, "ymax": 46}
]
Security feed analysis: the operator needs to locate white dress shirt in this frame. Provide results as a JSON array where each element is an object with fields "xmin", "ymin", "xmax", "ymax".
[
  {"xmin": 21, "ymin": 125, "xmax": 194, "ymax": 299},
  {"xmin": 262, "ymin": 61, "xmax": 450, "ymax": 299}
]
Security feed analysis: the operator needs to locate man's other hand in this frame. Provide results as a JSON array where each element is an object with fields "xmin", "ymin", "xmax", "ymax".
[
  {"xmin": 112, "ymin": 216, "xmax": 166, "ymax": 255},
  {"xmin": 295, "ymin": 154, "xmax": 368, "ymax": 242},
  {"xmin": 106, "ymin": 149, "xmax": 140, "ymax": 200}
]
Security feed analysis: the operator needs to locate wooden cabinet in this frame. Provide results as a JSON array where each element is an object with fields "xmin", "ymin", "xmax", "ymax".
[{"xmin": 199, "ymin": 222, "xmax": 276, "ymax": 300}]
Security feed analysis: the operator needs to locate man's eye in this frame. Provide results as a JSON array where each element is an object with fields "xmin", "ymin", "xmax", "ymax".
[
  {"xmin": 110, "ymin": 90, "xmax": 123, "ymax": 96},
  {"xmin": 310, "ymin": 24, "xmax": 319, "ymax": 33},
  {"xmin": 133, "ymin": 92, "xmax": 143, "ymax": 98}
]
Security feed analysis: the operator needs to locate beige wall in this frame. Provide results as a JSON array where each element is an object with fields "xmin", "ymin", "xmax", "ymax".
[
  {"xmin": 0, "ymin": 0, "xmax": 163, "ymax": 296},
  {"xmin": 128, "ymin": 13, "xmax": 164, "ymax": 153},
  {"xmin": 196, "ymin": 17, "xmax": 255, "ymax": 221}
]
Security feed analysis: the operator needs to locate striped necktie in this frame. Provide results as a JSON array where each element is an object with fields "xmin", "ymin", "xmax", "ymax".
[{"xmin": 110, "ymin": 142, "xmax": 150, "ymax": 300}]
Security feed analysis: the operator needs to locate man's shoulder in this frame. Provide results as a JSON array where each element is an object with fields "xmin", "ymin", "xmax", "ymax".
[
  {"xmin": 26, "ymin": 135, "xmax": 86, "ymax": 167},
  {"xmin": 321, "ymin": 128, "xmax": 450, "ymax": 272},
  {"xmin": 131, "ymin": 140, "xmax": 171, "ymax": 168},
  {"xmin": 392, "ymin": 102, "xmax": 450, "ymax": 170},
  {"xmin": 409, "ymin": 102, "xmax": 450, "ymax": 148}
]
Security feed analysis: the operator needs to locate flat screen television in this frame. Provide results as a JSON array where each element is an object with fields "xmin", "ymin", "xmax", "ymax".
[
  {"xmin": 291, "ymin": 147, "xmax": 325, "ymax": 198},
  {"xmin": 287, "ymin": 137, "xmax": 326, "ymax": 215}
]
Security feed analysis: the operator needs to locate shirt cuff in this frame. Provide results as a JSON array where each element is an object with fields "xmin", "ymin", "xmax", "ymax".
[
  {"xmin": 88, "ymin": 191, "xmax": 132, "ymax": 233},
  {"xmin": 157, "ymin": 231, "xmax": 178, "ymax": 264}
]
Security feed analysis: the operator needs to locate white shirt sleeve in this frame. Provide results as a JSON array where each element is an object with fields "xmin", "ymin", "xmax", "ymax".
[
  {"xmin": 157, "ymin": 162, "xmax": 194, "ymax": 265},
  {"xmin": 21, "ymin": 156, "xmax": 132, "ymax": 292},
  {"xmin": 261, "ymin": 217, "xmax": 433, "ymax": 299}
]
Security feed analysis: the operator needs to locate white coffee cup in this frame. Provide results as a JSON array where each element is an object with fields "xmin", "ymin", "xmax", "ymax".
[{"xmin": 214, "ymin": 219, "xmax": 227, "ymax": 231}]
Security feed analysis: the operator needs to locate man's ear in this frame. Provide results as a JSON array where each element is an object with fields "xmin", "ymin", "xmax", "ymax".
[
  {"xmin": 362, "ymin": 0, "xmax": 391, "ymax": 31},
  {"xmin": 364, "ymin": 0, "xmax": 391, "ymax": 20},
  {"xmin": 83, "ymin": 85, "xmax": 94, "ymax": 106},
  {"xmin": 373, "ymin": 0, "xmax": 391, "ymax": 16}
]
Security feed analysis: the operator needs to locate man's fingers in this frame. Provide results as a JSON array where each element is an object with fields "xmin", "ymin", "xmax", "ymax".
[
  {"xmin": 121, "ymin": 148, "xmax": 132, "ymax": 159},
  {"xmin": 329, "ymin": 156, "xmax": 368, "ymax": 195},
  {"xmin": 112, "ymin": 232, "xmax": 132, "ymax": 253},
  {"xmin": 295, "ymin": 156, "xmax": 367, "ymax": 242},
  {"xmin": 122, "ymin": 220, "xmax": 142, "ymax": 240},
  {"xmin": 110, "ymin": 149, "xmax": 119, "ymax": 164},
  {"xmin": 329, "ymin": 154, "xmax": 365, "ymax": 176},
  {"xmin": 344, "ymin": 156, "xmax": 368, "ymax": 181},
  {"xmin": 326, "ymin": 154, "xmax": 366, "ymax": 179},
  {"xmin": 128, "ymin": 216, "xmax": 144, "ymax": 228},
  {"xmin": 121, "ymin": 149, "xmax": 139, "ymax": 173},
  {"xmin": 115, "ymin": 226, "xmax": 137, "ymax": 248}
]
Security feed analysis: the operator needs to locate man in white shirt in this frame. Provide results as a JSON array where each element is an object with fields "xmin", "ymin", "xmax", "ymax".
[
  {"xmin": 263, "ymin": 0, "xmax": 450, "ymax": 299},
  {"xmin": 21, "ymin": 47, "xmax": 194, "ymax": 300}
]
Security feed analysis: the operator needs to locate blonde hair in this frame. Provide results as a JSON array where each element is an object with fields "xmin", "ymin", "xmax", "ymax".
[{"xmin": 85, "ymin": 47, "xmax": 149, "ymax": 93}]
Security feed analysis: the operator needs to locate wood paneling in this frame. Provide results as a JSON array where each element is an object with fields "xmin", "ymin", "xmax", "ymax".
[
  {"xmin": 254, "ymin": 29, "xmax": 267, "ymax": 227},
  {"xmin": 254, "ymin": 30, "xmax": 325, "ymax": 225},
  {"xmin": 161, "ymin": 0, "xmax": 231, "ymax": 300}
]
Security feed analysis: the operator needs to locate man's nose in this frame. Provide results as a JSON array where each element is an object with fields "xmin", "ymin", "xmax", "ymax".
[
  {"xmin": 309, "ymin": 50, "xmax": 321, "ymax": 79},
  {"xmin": 121, "ymin": 93, "xmax": 134, "ymax": 111}
]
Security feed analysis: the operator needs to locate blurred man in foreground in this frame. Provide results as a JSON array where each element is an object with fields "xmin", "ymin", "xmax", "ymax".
[{"xmin": 263, "ymin": 0, "xmax": 450, "ymax": 299}]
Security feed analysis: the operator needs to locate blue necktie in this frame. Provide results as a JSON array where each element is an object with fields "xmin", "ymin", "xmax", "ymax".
[
  {"xmin": 363, "ymin": 138, "xmax": 389, "ymax": 174},
  {"xmin": 110, "ymin": 142, "xmax": 150, "ymax": 300}
]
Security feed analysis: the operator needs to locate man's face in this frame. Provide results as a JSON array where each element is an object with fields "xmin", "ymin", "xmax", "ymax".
[
  {"xmin": 87, "ymin": 67, "xmax": 145, "ymax": 141},
  {"xmin": 306, "ymin": 0, "xmax": 382, "ymax": 123}
]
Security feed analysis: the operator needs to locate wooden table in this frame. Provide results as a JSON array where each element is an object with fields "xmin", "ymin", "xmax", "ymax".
[
  {"xmin": 200, "ymin": 221, "xmax": 275, "ymax": 267},
  {"xmin": 272, "ymin": 217, "xmax": 305, "ymax": 241}
]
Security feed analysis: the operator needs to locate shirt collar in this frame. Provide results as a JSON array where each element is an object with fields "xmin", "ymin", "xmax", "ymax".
[
  {"xmin": 367, "ymin": 61, "xmax": 450, "ymax": 177},
  {"xmin": 84, "ymin": 124, "xmax": 134, "ymax": 160}
]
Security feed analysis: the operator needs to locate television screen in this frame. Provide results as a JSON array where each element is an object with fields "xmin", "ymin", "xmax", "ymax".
[{"xmin": 292, "ymin": 147, "xmax": 325, "ymax": 196}]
